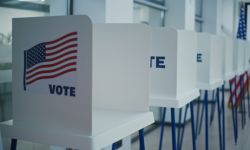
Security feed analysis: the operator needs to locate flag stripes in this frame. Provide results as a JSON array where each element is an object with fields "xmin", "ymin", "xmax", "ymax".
[{"xmin": 24, "ymin": 32, "xmax": 78, "ymax": 88}]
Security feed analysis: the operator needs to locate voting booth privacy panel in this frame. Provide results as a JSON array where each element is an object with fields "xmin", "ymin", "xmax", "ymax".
[
  {"xmin": 224, "ymin": 37, "xmax": 235, "ymax": 81},
  {"xmin": 0, "ymin": 15, "xmax": 154, "ymax": 149},
  {"xmin": 233, "ymin": 39, "xmax": 245, "ymax": 75},
  {"xmin": 150, "ymin": 27, "xmax": 199, "ymax": 108},
  {"xmin": 196, "ymin": 33, "xmax": 224, "ymax": 90}
]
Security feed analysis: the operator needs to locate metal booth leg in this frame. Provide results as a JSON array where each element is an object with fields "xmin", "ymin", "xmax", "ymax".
[
  {"xmin": 221, "ymin": 84, "xmax": 225, "ymax": 150},
  {"xmin": 159, "ymin": 107, "xmax": 166, "ymax": 150},
  {"xmin": 139, "ymin": 129, "xmax": 145, "ymax": 150},
  {"xmin": 10, "ymin": 139, "xmax": 17, "ymax": 150},
  {"xmin": 204, "ymin": 90, "xmax": 209, "ymax": 150},
  {"xmin": 216, "ymin": 88, "xmax": 222, "ymax": 150},
  {"xmin": 190, "ymin": 101, "xmax": 197, "ymax": 150},
  {"xmin": 229, "ymin": 79, "xmax": 237, "ymax": 144},
  {"xmin": 171, "ymin": 108, "xmax": 177, "ymax": 150}
]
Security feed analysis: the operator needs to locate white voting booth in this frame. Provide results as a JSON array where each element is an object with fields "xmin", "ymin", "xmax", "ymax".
[
  {"xmin": 223, "ymin": 37, "xmax": 235, "ymax": 81},
  {"xmin": 0, "ymin": 15, "xmax": 154, "ymax": 150},
  {"xmin": 233, "ymin": 39, "xmax": 245, "ymax": 76},
  {"xmin": 196, "ymin": 33, "xmax": 224, "ymax": 90},
  {"xmin": 150, "ymin": 27, "xmax": 199, "ymax": 108}
]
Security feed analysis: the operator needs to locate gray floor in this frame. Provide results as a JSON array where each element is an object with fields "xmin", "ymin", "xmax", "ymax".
[{"xmin": 132, "ymin": 92, "xmax": 250, "ymax": 150}]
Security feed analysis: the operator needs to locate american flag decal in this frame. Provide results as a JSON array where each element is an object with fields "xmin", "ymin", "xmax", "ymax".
[{"xmin": 23, "ymin": 32, "xmax": 78, "ymax": 91}]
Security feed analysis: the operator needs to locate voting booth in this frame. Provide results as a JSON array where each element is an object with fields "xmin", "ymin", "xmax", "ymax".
[
  {"xmin": 233, "ymin": 39, "xmax": 245, "ymax": 75},
  {"xmin": 223, "ymin": 37, "xmax": 235, "ymax": 81},
  {"xmin": 149, "ymin": 27, "xmax": 199, "ymax": 108},
  {"xmin": 196, "ymin": 33, "xmax": 224, "ymax": 90},
  {"xmin": 0, "ymin": 15, "xmax": 154, "ymax": 150}
]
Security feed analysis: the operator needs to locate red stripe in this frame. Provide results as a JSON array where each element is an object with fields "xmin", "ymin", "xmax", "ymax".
[
  {"xmin": 26, "ymin": 68, "xmax": 76, "ymax": 85},
  {"xmin": 46, "ymin": 50, "xmax": 77, "ymax": 62},
  {"xmin": 228, "ymin": 72, "xmax": 250, "ymax": 107},
  {"xmin": 26, "ymin": 62, "xmax": 76, "ymax": 80},
  {"xmin": 46, "ymin": 38, "xmax": 77, "ymax": 51},
  {"xmin": 46, "ymin": 44, "xmax": 77, "ymax": 56},
  {"xmin": 27, "ymin": 56, "xmax": 77, "ymax": 74},
  {"xmin": 46, "ymin": 32, "xmax": 77, "ymax": 45}
]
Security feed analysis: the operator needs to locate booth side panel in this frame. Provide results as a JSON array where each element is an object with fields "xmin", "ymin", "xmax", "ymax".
[
  {"xmin": 196, "ymin": 34, "xmax": 211, "ymax": 85},
  {"xmin": 92, "ymin": 24, "xmax": 151, "ymax": 112},
  {"xmin": 150, "ymin": 28, "xmax": 178, "ymax": 100},
  {"xmin": 176, "ymin": 31, "xmax": 197, "ymax": 98},
  {"xmin": 12, "ymin": 16, "xmax": 93, "ymax": 135}
]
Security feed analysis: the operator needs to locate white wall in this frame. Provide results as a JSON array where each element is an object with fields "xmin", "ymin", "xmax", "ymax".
[
  {"xmin": 74, "ymin": 0, "xmax": 133, "ymax": 23},
  {"xmin": 202, "ymin": 0, "xmax": 223, "ymax": 34},
  {"xmin": 165, "ymin": 0, "xmax": 195, "ymax": 30},
  {"xmin": 0, "ymin": 7, "xmax": 47, "ymax": 36},
  {"xmin": 221, "ymin": 0, "xmax": 235, "ymax": 37}
]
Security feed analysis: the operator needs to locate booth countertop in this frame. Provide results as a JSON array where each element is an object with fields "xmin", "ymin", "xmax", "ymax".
[{"xmin": 0, "ymin": 110, "xmax": 154, "ymax": 150}]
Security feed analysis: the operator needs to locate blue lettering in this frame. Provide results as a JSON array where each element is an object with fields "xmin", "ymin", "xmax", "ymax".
[
  {"xmin": 150, "ymin": 56, "xmax": 166, "ymax": 68},
  {"xmin": 156, "ymin": 56, "xmax": 165, "ymax": 68},
  {"xmin": 49, "ymin": 84, "xmax": 76, "ymax": 97},
  {"xmin": 197, "ymin": 53, "xmax": 202, "ymax": 62},
  {"xmin": 56, "ymin": 86, "xmax": 63, "ymax": 95},
  {"xmin": 70, "ymin": 87, "xmax": 76, "ymax": 97},
  {"xmin": 49, "ymin": 84, "xmax": 56, "ymax": 94},
  {"xmin": 150, "ymin": 56, "xmax": 155, "ymax": 68}
]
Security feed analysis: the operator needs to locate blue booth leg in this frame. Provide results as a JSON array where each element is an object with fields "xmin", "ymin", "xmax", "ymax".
[
  {"xmin": 246, "ymin": 72, "xmax": 250, "ymax": 118},
  {"xmin": 171, "ymin": 108, "xmax": 177, "ymax": 150},
  {"xmin": 139, "ymin": 129, "xmax": 145, "ymax": 150},
  {"xmin": 234, "ymin": 77, "xmax": 238, "ymax": 142},
  {"xmin": 112, "ymin": 142, "xmax": 117, "ymax": 150},
  {"xmin": 229, "ymin": 80, "xmax": 237, "ymax": 144},
  {"xmin": 204, "ymin": 90, "xmax": 209, "ymax": 150},
  {"xmin": 10, "ymin": 139, "xmax": 17, "ymax": 150},
  {"xmin": 177, "ymin": 108, "xmax": 183, "ymax": 149},
  {"xmin": 240, "ymin": 75, "xmax": 245, "ymax": 129},
  {"xmin": 190, "ymin": 101, "xmax": 197, "ymax": 150},
  {"xmin": 216, "ymin": 88, "xmax": 222, "ymax": 150},
  {"xmin": 210, "ymin": 91, "xmax": 216, "ymax": 125},
  {"xmin": 198, "ymin": 98, "xmax": 205, "ymax": 135},
  {"xmin": 195, "ymin": 96, "xmax": 201, "ymax": 138},
  {"xmin": 178, "ymin": 105, "xmax": 189, "ymax": 150},
  {"xmin": 159, "ymin": 107, "xmax": 166, "ymax": 150},
  {"xmin": 222, "ymin": 84, "xmax": 225, "ymax": 150}
]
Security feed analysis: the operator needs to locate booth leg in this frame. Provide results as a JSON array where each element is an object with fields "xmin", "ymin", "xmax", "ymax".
[
  {"xmin": 198, "ymin": 98, "xmax": 205, "ymax": 135},
  {"xmin": 171, "ymin": 108, "xmax": 177, "ymax": 150},
  {"xmin": 139, "ymin": 129, "xmax": 145, "ymax": 150},
  {"xmin": 112, "ymin": 143, "xmax": 117, "ymax": 150},
  {"xmin": 210, "ymin": 90, "xmax": 216, "ymax": 125},
  {"xmin": 177, "ymin": 108, "xmax": 183, "ymax": 149},
  {"xmin": 234, "ymin": 77, "xmax": 238, "ymax": 142},
  {"xmin": 158, "ymin": 107, "xmax": 166, "ymax": 150},
  {"xmin": 229, "ymin": 80, "xmax": 237, "ymax": 144},
  {"xmin": 240, "ymin": 75, "xmax": 244, "ymax": 129},
  {"xmin": 216, "ymin": 88, "xmax": 222, "ymax": 150},
  {"xmin": 178, "ymin": 104, "xmax": 189, "ymax": 150},
  {"xmin": 195, "ymin": 96, "xmax": 201, "ymax": 138},
  {"xmin": 246, "ymin": 72, "xmax": 250, "ymax": 118},
  {"xmin": 204, "ymin": 90, "xmax": 209, "ymax": 150},
  {"xmin": 190, "ymin": 101, "xmax": 197, "ymax": 150},
  {"xmin": 221, "ymin": 84, "xmax": 225, "ymax": 150},
  {"xmin": 241, "ymin": 75, "xmax": 246, "ymax": 127},
  {"xmin": 10, "ymin": 139, "xmax": 17, "ymax": 150}
]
